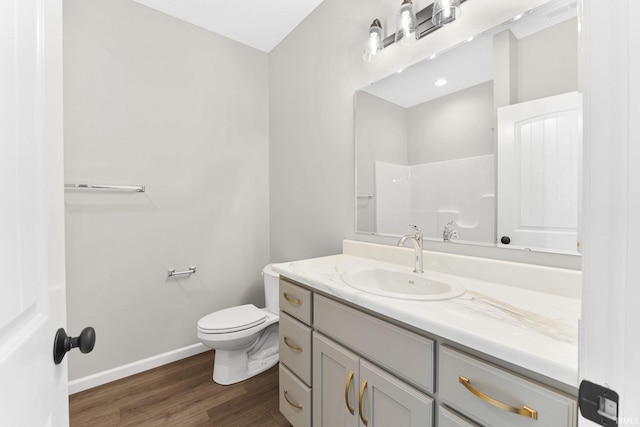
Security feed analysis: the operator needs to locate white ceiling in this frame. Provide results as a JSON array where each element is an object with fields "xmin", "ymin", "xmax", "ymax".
[{"xmin": 132, "ymin": 0, "xmax": 326, "ymax": 53}]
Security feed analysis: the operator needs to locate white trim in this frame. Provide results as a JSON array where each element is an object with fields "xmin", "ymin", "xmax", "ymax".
[{"xmin": 68, "ymin": 343, "xmax": 209, "ymax": 395}]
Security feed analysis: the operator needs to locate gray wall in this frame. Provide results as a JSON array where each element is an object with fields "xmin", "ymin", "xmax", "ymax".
[
  {"xmin": 355, "ymin": 91, "xmax": 408, "ymax": 232},
  {"xmin": 268, "ymin": 0, "xmax": 458, "ymax": 262},
  {"xmin": 407, "ymin": 81, "xmax": 494, "ymax": 164},
  {"xmin": 518, "ymin": 18, "xmax": 578, "ymax": 103},
  {"xmin": 64, "ymin": 0, "xmax": 269, "ymax": 380},
  {"xmin": 355, "ymin": 91, "xmax": 409, "ymax": 194}
]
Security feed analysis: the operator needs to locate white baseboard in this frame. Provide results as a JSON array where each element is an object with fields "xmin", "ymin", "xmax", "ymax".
[{"xmin": 68, "ymin": 343, "xmax": 209, "ymax": 395}]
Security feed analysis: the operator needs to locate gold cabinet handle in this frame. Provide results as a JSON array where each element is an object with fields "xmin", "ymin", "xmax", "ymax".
[
  {"xmin": 283, "ymin": 292, "xmax": 302, "ymax": 305},
  {"xmin": 283, "ymin": 389, "xmax": 303, "ymax": 410},
  {"xmin": 344, "ymin": 370, "xmax": 355, "ymax": 415},
  {"xmin": 459, "ymin": 376, "xmax": 538, "ymax": 420},
  {"xmin": 358, "ymin": 379, "xmax": 369, "ymax": 426},
  {"xmin": 283, "ymin": 336, "xmax": 303, "ymax": 352}
]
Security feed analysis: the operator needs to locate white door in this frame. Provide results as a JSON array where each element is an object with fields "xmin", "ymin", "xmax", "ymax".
[
  {"xmin": 0, "ymin": 0, "xmax": 68, "ymax": 425},
  {"xmin": 580, "ymin": 0, "xmax": 640, "ymax": 423},
  {"xmin": 497, "ymin": 92, "xmax": 581, "ymax": 254}
]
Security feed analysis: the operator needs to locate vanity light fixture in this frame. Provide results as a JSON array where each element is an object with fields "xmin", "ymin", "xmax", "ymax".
[
  {"xmin": 434, "ymin": 78, "xmax": 448, "ymax": 87},
  {"xmin": 395, "ymin": 0, "xmax": 418, "ymax": 46},
  {"xmin": 362, "ymin": 0, "xmax": 467, "ymax": 62},
  {"xmin": 432, "ymin": 0, "xmax": 462, "ymax": 26},
  {"xmin": 363, "ymin": 19, "xmax": 384, "ymax": 63}
]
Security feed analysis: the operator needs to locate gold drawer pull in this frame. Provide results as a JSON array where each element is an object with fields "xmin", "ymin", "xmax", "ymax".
[
  {"xmin": 283, "ymin": 389, "xmax": 303, "ymax": 410},
  {"xmin": 344, "ymin": 371, "xmax": 355, "ymax": 415},
  {"xmin": 459, "ymin": 376, "xmax": 538, "ymax": 420},
  {"xmin": 358, "ymin": 379, "xmax": 369, "ymax": 426},
  {"xmin": 283, "ymin": 292, "xmax": 303, "ymax": 305},
  {"xmin": 283, "ymin": 336, "xmax": 303, "ymax": 352}
]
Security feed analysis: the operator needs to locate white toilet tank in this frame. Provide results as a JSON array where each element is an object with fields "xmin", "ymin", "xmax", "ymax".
[{"xmin": 262, "ymin": 264, "xmax": 279, "ymax": 314}]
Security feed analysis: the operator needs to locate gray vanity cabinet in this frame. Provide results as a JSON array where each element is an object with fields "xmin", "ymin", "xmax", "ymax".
[
  {"xmin": 313, "ymin": 332, "xmax": 433, "ymax": 427},
  {"xmin": 278, "ymin": 277, "xmax": 577, "ymax": 427}
]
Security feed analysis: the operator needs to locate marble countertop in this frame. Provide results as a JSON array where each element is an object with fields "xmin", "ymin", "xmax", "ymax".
[{"xmin": 271, "ymin": 250, "xmax": 580, "ymax": 387}]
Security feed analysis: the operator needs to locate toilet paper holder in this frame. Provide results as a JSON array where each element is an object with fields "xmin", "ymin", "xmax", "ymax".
[{"xmin": 167, "ymin": 266, "xmax": 196, "ymax": 277}]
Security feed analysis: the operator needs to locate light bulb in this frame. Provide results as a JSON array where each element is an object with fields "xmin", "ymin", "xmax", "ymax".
[
  {"xmin": 432, "ymin": 0, "xmax": 461, "ymax": 27},
  {"xmin": 363, "ymin": 19, "xmax": 384, "ymax": 63},
  {"xmin": 395, "ymin": 0, "xmax": 417, "ymax": 46}
]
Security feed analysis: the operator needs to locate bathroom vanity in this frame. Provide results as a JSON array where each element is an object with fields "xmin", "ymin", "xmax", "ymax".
[{"xmin": 274, "ymin": 240, "xmax": 580, "ymax": 426}]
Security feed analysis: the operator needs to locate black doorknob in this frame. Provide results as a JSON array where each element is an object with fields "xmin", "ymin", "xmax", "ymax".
[
  {"xmin": 501, "ymin": 236, "xmax": 511, "ymax": 245},
  {"xmin": 53, "ymin": 327, "xmax": 96, "ymax": 365}
]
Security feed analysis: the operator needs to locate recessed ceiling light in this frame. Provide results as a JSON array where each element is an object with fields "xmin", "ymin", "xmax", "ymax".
[{"xmin": 434, "ymin": 78, "xmax": 447, "ymax": 87}]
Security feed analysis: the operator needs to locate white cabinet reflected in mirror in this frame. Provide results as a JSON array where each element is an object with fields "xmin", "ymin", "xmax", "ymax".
[{"xmin": 354, "ymin": 0, "xmax": 581, "ymax": 255}]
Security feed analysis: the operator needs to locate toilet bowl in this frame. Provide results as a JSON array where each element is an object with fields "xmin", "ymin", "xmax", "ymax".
[{"xmin": 197, "ymin": 264, "xmax": 280, "ymax": 385}]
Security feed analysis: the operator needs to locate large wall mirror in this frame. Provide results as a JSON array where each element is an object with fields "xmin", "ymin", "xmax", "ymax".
[{"xmin": 355, "ymin": 0, "xmax": 580, "ymax": 255}]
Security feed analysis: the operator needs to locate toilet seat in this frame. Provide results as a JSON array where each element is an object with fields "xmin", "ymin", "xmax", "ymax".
[{"xmin": 198, "ymin": 304, "xmax": 267, "ymax": 334}]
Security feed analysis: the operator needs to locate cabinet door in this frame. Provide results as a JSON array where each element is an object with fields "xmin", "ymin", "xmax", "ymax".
[
  {"xmin": 313, "ymin": 332, "xmax": 360, "ymax": 427},
  {"xmin": 359, "ymin": 360, "xmax": 433, "ymax": 427}
]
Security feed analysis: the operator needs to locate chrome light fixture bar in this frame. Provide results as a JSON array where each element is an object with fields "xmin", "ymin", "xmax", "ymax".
[{"xmin": 379, "ymin": 0, "xmax": 468, "ymax": 49}]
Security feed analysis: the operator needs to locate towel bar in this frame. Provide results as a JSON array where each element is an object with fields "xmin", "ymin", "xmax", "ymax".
[
  {"xmin": 167, "ymin": 266, "xmax": 196, "ymax": 277},
  {"xmin": 64, "ymin": 183, "xmax": 145, "ymax": 192}
]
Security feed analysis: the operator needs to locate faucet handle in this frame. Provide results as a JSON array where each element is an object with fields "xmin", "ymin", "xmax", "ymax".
[
  {"xmin": 444, "ymin": 221, "xmax": 456, "ymax": 230},
  {"xmin": 409, "ymin": 224, "xmax": 422, "ymax": 240}
]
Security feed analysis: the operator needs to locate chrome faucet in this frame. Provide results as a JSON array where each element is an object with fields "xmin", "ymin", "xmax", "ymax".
[
  {"xmin": 443, "ymin": 221, "xmax": 460, "ymax": 242},
  {"xmin": 397, "ymin": 224, "xmax": 424, "ymax": 273}
]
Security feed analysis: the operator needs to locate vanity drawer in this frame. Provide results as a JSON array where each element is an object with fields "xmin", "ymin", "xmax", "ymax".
[
  {"xmin": 279, "ymin": 278, "xmax": 312, "ymax": 325},
  {"xmin": 314, "ymin": 294, "xmax": 434, "ymax": 394},
  {"xmin": 439, "ymin": 406, "xmax": 480, "ymax": 427},
  {"xmin": 279, "ymin": 363, "xmax": 311, "ymax": 427},
  {"xmin": 439, "ymin": 346, "xmax": 577, "ymax": 427},
  {"xmin": 279, "ymin": 312, "xmax": 312, "ymax": 385}
]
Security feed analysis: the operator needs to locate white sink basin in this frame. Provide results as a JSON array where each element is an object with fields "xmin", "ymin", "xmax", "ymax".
[{"xmin": 341, "ymin": 268, "xmax": 465, "ymax": 301}]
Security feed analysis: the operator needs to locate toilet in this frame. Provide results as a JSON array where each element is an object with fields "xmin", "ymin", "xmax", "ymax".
[{"xmin": 197, "ymin": 264, "xmax": 280, "ymax": 385}]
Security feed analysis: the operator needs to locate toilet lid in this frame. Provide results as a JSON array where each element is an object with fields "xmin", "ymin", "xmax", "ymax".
[{"xmin": 198, "ymin": 304, "xmax": 267, "ymax": 334}]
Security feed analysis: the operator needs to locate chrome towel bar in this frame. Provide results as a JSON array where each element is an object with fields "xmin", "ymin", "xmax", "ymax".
[
  {"xmin": 167, "ymin": 266, "xmax": 196, "ymax": 278},
  {"xmin": 64, "ymin": 183, "xmax": 146, "ymax": 192}
]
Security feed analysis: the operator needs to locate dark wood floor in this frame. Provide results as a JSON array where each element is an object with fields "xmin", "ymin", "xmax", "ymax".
[{"xmin": 69, "ymin": 351, "xmax": 291, "ymax": 426}]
